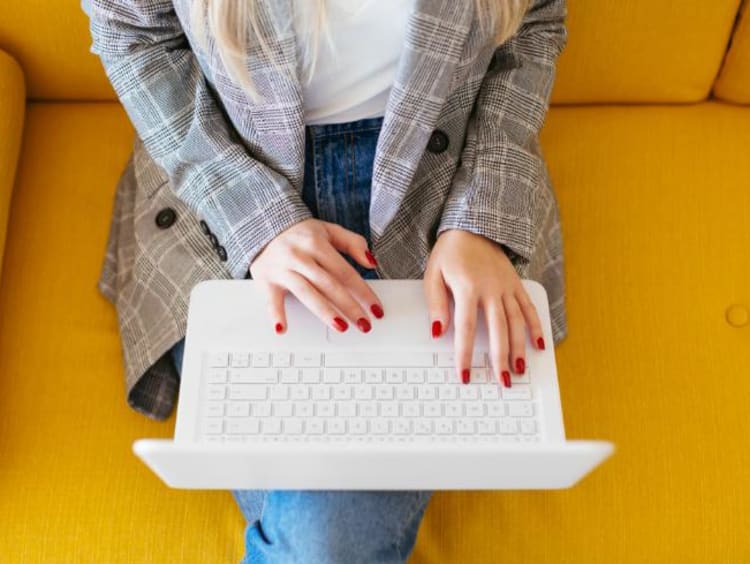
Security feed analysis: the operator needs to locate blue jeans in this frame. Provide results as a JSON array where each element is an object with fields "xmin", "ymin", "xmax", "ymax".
[{"xmin": 169, "ymin": 116, "xmax": 432, "ymax": 563}]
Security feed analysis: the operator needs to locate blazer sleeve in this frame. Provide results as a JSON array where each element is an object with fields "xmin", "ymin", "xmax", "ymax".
[
  {"xmin": 437, "ymin": 0, "xmax": 567, "ymax": 264},
  {"xmin": 83, "ymin": 0, "xmax": 313, "ymax": 279}
]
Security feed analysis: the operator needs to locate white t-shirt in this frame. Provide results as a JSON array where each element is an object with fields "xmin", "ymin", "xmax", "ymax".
[{"xmin": 292, "ymin": 0, "xmax": 415, "ymax": 125}]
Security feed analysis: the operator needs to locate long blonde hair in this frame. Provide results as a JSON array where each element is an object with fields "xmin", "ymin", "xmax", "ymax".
[{"xmin": 191, "ymin": 0, "xmax": 531, "ymax": 101}]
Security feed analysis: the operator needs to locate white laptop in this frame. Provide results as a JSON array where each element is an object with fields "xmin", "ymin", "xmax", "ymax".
[{"xmin": 134, "ymin": 279, "xmax": 613, "ymax": 489}]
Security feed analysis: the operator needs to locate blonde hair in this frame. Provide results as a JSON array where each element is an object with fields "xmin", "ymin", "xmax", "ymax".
[{"xmin": 191, "ymin": 0, "xmax": 531, "ymax": 101}]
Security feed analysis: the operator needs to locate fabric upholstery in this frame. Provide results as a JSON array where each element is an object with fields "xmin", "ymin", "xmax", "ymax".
[
  {"xmin": 714, "ymin": 0, "xmax": 750, "ymax": 103},
  {"xmin": 0, "ymin": 50, "xmax": 25, "ymax": 283},
  {"xmin": 1, "ymin": 101, "xmax": 748, "ymax": 562},
  {"xmin": 0, "ymin": 0, "xmax": 742, "ymax": 104}
]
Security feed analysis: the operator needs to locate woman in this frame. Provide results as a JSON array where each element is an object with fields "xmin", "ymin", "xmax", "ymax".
[{"xmin": 86, "ymin": 0, "xmax": 567, "ymax": 561}]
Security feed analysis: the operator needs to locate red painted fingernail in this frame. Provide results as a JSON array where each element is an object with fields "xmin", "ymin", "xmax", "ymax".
[
  {"xmin": 274, "ymin": 322, "xmax": 284, "ymax": 334},
  {"xmin": 333, "ymin": 317, "xmax": 348, "ymax": 332},
  {"xmin": 371, "ymin": 304, "xmax": 384, "ymax": 319},
  {"xmin": 515, "ymin": 357, "xmax": 525, "ymax": 374},
  {"xmin": 356, "ymin": 317, "xmax": 371, "ymax": 333},
  {"xmin": 537, "ymin": 337, "xmax": 546, "ymax": 350},
  {"xmin": 365, "ymin": 250, "xmax": 378, "ymax": 267},
  {"xmin": 431, "ymin": 320, "xmax": 442, "ymax": 338},
  {"xmin": 501, "ymin": 370, "xmax": 511, "ymax": 388},
  {"xmin": 461, "ymin": 369, "xmax": 470, "ymax": 385}
]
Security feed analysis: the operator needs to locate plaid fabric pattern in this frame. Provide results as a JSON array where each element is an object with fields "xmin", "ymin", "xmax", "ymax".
[{"xmin": 84, "ymin": 0, "xmax": 568, "ymax": 420}]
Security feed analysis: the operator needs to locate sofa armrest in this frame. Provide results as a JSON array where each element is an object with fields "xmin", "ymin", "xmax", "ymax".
[{"xmin": 0, "ymin": 49, "xmax": 25, "ymax": 284}]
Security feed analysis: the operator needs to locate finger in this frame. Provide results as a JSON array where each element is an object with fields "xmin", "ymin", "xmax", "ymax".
[
  {"xmin": 283, "ymin": 271, "xmax": 349, "ymax": 332},
  {"xmin": 292, "ymin": 257, "xmax": 372, "ymax": 333},
  {"xmin": 515, "ymin": 287, "xmax": 546, "ymax": 351},
  {"xmin": 323, "ymin": 222, "xmax": 378, "ymax": 269},
  {"xmin": 451, "ymin": 282, "xmax": 478, "ymax": 385},
  {"xmin": 265, "ymin": 283, "xmax": 287, "ymax": 334},
  {"xmin": 502, "ymin": 293, "xmax": 527, "ymax": 376},
  {"xmin": 483, "ymin": 295, "xmax": 511, "ymax": 387},
  {"xmin": 315, "ymin": 246, "xmax": 384, "ymax": 320},
  {"xmin": 423, "ymin": 267, "xmax": 450, "ymax": 339}
]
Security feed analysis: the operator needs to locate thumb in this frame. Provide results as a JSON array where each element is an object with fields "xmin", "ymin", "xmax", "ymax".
[
  {"xmin": 323, "ymin": 222, "xmax": 378, "ymax": 269},
  {"xmin": 424, "ymin": 266, "xmax": 451, "ymax": 340}
]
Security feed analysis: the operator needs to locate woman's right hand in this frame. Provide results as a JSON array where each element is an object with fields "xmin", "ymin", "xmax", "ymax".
[{"xmin": 249, "ymin": 218, "xmax": 384, "ymax": 334}]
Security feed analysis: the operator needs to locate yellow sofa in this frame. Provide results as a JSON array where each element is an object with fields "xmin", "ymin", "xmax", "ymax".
[{"xmin": 1, "ymin": 1, "xmax": 748, "ymax": 562}]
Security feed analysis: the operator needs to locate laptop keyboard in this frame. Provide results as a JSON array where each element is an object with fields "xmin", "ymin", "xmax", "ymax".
[{"xmin": 199, "ymin": 351, "xmax": 541, "ymax": 443}]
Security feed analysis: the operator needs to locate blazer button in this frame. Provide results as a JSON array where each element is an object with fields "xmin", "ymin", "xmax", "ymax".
[
  {"xmin": 199, "ymin": 220, "xmax": 210, "ymax": 235},
  {"xmin": 427, "ymin": 129, "xmax": 450, "ymax": 154},
  {"xmin": 155, "ymin": 207, "xmax": 177, "ymax": 229},
  {"xmin": 208, "ymin": 233, "xmax": 219, "ymax": 248},
  {"xmin": 216, "ymin": 246, "xmax": 228, "ymax": 262}
]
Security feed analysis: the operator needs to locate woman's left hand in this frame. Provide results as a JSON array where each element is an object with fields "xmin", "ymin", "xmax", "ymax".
[{"xmin": 424, "ymin": 229, "xmax": 546, "ymax": 386}]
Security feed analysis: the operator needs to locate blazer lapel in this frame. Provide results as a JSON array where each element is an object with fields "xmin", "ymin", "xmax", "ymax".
[{"xmin": 369, "ymin": 0, "xmax": 474, "ymax": 239}]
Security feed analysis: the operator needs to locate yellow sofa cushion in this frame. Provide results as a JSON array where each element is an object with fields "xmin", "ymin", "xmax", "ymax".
[
  {"xmin": 714, "ymin": 1, "xmax": 750, "ymax": 103},
  {"xmin": 0, "ymin": 0, "xmax": 743, "ymax": 103},
  {"xmin": 551, "ymin": 0, "xmax": 742, "ymax": 103},
  {"xmin": 0, "ymin": 50, "xmax": 25, "ymax": 283},
  {"xmin": 1, "ymin": 101, "xmax": 748, "ymax": 562}
]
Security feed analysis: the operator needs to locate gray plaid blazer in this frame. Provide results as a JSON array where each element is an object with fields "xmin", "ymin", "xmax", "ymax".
[{"xmin": 84, "ymin": 0, "xmax": 568, "ymax": 420}]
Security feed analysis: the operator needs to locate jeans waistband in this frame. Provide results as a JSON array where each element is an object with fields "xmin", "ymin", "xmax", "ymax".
[{"xmin": 305, "ymin": 116, "xmax": 385, "ymax": 138}]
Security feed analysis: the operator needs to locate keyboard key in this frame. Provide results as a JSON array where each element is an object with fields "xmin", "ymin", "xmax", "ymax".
[
  {"xmin": 273, "ymin": 402, "xmax": 293, "ymax": 417},
  {"xmin": 231, "ymin": 352, "xmax": 250, "ymax": 367},
  {"xmin": 349, "ymin": 419, "xmax": 368, "ymax": 434},
  {"xmin": 204, "ymin": 419, "xmax": 223, "ymax": 434},
  {"xmin": 380, "ymin": 402, "xmax": 399, "ymax": 417},
  {"xmin": 305, "ymin": 418, "xmax": 324, "ymax": 434},
  {"xmin": 520, "ymin": 420, "xmax": 537, "ymax": 435},
  {"xmin": 205, "ymin": 402, "xmax": 224, "ymax": 417},
  {"xmin": 252, "ymin": 352, "xmax": 270, "ymax": 367},
  {"xmin": 508, "ymin": 402, "xmax": 534, "ymax": 417},
  {"xmin": 375, "ymin": 385, "xmax": 394, "ymax": 400},
  {"xmin": 395, "ymin": 386, "xmax": 414, "ymax": 400},
  {"xmin": 261, "ymin": 418, "xmax": 282, "ymax": 434},
  {"xmin": 487, "ymin": 402, "xmax": 506, "ymax": 417},
  {"xmin": 402, "ymin": 403, "xmax": 420, "ymax": 417},
  {"xmin": 294, "ymin": 402, "xmax": 314, "ymax": 417},
  {"xmin": 207, "ymin": 369, "xmax": 227, "ymax": 383},
  {"xmin": 326, "ymin": 352, "xmax": 433, "ymax": 367},
  {"xmin": 364, "ymin": 369, "xmax": 383, "ymax": 384},
  {"xmin": 435, "ymin": 419, "xmax": 454, "ymax": 434},
  {"xmin": 226, "ymin": 402, "xmax": 249, "ymax": 417},
  {"xmin": 284, "ymin": 418, "xmax": 303, "ymax": 434},
  {"xmin": 414, "ymin": 420, "xmax": 433, "ymax": 434},
  {"xmin": 423, "ymin": 403, "xmax": 441, "ymax": 417},
  {"xmin": 417, "ymin": 386, "xmax": 436, "ymax": 400},
  {"xmin": 208, "ymin": 352, "xmax": 228, "ymax": 367},
  {"xmin": 477, "ymin": 420, "xmax": 496, "ymax": 434},
  {"xmin": 249, "ymin": 402, "xmax": 271, "ymax": 416},
  {"xmin": 406, "ymin": 369, "xmax": 425, "ymax": 383},
  {"xmin": 393, "ymin": 420, "xmax": 412, "ymax": 434},
  {"xmin": 229, "ymin": 385, "xmax": 265, "ymax": 400},
  {"xmin": 438, "ymin": 385, "xmax": 457, "ymax": 400},
  {"xmin": 323, "ymin": 368, "xmax": 342, "ymax": 383},
  {"xmin": 386, "ymin": 369, "xmax": 404, "ymax": 384},
  {"xmin": 207, "ymin": 385, "xmax": 225, "ymax": 400},
  {"xmin": 290, "ymin": 385, "xmax": 309, "ymax": 400},
  {"xmin": 458, "ymin": 386, "xmax": 479, "ymax": 400},
  {"xmin": 301, "ymin": 368, "xmax": 320, "ymax": 383},
  {"xmin": 479, "ymin": 385, "xmax": 500, "ymax": 400},
  {"xmin": 272, "ymin": 352, "xmax": 291, "ymax": 367},
  {"xmin": 227, "ymin": 418, "xmax": 259, "ymax": 435},
  {"xmin": 444, "ymin": 403, "xmax": 462, "ymax": 417},
  {"xmin": 316, "ymin": 402, "xmax": 335, "ymax": 417},
  {"xmin": 371, "ymin": 419, "xmax": 390, "ymax": 434},
  {"xmin": 499, "ymin": 418, "xmax": 519, "ymax": 434},
  {"xmin": 269, "ymin": 385, "xmax": 288, "ymax": 400},
  {"xmin": 343, "ymin": 369, "xmax": 361, "ymax": 384},
  {"xmin": 502, "ymin": 385, "xmax": 532, "ymax": 400},
  {"xmin": 456, "ymin": 419, "xmax": 475, "ymax": 434},
  {"xmin": 295, "ymin": 352, "xmax": 321, "ymax": 367},
  {"xmin": 311, "ymin": 385, "xmax": 331, "ymax": 400},
  {"xmin": 354, "ymin": 386, "xmax": 373, "ymax": 400},
  {"xmin": 427, "ymin": 369, "xmax": 445, "ymax": 383},
  {"xmin": 337, "ymin": 402, "xmax": 356, "ymax": 417},
  {"xmin": 358, "ymin": 402, "xmax": 377, "ymax": 417},
  {"xmin": 280, "ymin": 368, "xmax": 299, "ymax": 383},
  {"xmin": 332, "ymin": 385, "xmax": 351, "ymax": 400},
  {"xmin": 326, "ymin": 418, "xmax": 346, "ymax": 434},
  {"xmin": 465, "ymin": 403, "xmax": 484, "ymax": 417}
]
